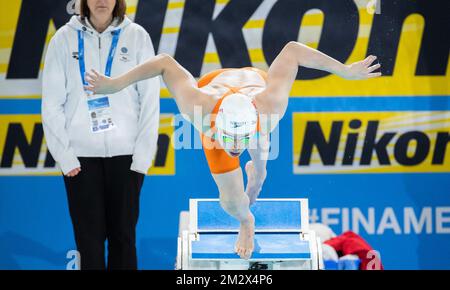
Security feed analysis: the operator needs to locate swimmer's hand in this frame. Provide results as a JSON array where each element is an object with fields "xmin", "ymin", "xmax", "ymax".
[
  {"xmin": 84, "ymin": 69, "xmax": 122, "ymax": 94},
  {"xmin": 342, "ymin": 55, "xmax": 381, "ymax": 80}
]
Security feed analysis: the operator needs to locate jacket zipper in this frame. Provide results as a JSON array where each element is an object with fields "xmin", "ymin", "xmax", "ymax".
[{"xmin": 98, "ymin": 35, "xmax": 110, "ymax": 157}]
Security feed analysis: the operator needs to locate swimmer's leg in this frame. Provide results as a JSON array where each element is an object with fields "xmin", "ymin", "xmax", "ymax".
[
  {"xmin": 212, "ymin": 168, "xmax": 255, "ymax": 260},
  {"xmin": 246, "ymin": 134, "xmax": 269, "ymax": 205}
]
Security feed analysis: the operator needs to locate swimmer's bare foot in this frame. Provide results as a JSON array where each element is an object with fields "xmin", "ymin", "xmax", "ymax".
[
  {"xmin": 245, "ymin": 161, "xmax": 265, "ymax": 205},
  {"xmin": 234, "ymin": 213, "xmax": 255, "ymax": 260}
]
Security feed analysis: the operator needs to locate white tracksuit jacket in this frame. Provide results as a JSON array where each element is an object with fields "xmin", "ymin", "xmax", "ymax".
[{"xmin": 42, "ymin": 15, "xmax": 160, "ymax": 175}]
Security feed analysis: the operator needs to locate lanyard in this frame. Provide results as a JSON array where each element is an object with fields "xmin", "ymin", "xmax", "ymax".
[{"xmin": 77, "ymin": 29, "xmax": 121, "ymax": 88}]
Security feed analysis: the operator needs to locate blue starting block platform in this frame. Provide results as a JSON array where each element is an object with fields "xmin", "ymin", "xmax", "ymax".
[{"xmin": 176, "ymin": 199, "xmax": 323, "ymax": 270}]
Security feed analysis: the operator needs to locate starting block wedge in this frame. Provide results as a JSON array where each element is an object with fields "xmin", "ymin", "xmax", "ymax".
[{"xmin": 176, "ymin": 198, "xmax": 323, "ymax": 270}]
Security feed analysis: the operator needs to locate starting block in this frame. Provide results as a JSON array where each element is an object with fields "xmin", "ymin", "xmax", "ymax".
[{"xmin": 176, "ymin": 198, "xmax": 323, "ymax": 270}]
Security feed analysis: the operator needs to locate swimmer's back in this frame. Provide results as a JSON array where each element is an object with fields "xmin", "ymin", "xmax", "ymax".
[
  {"xmin": 198, "ymin": 67, "xmax": 267, "ymax": 175},
  {"xmin": 198, "ymin": 67, "xmax": 268, "ymax": 97}
]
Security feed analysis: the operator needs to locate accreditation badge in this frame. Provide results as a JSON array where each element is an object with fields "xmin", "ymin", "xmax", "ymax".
[{"xmin": 87, "ymin": 95, "xmax": 115, "ymax": 133}]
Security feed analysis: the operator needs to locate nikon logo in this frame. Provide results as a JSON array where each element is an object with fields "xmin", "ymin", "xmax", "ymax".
[
  {"xmin": 293, "ymin": 112, "xmax": 450, "ymax": 174},
  {"xmin": 0, "ymin": 115, "xmax": 175, "ymax": 175},
  {"xmin": 6, "ymin": 0, "xmax": 447, "ymax": 79}
]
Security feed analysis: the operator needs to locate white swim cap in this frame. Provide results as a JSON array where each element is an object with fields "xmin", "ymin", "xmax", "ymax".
[{"xmin": 215, "ymin": 93, "xmax": 258, "ymax": 137}]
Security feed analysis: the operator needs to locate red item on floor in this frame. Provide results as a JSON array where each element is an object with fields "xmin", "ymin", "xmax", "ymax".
[{"xmin": 324, "ymin": 231, "xmax": 384, "ymax": 270}]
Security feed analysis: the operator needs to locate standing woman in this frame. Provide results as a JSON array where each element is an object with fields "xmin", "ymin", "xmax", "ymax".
[{"xmin": 42, "ymin": 0, "xmax": 160, "ymax": 270}]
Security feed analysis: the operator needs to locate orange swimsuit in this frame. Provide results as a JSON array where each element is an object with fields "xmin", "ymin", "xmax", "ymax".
[{"xmin": 198, "ymin": 67, "xmax": 267, "ymax": 174}]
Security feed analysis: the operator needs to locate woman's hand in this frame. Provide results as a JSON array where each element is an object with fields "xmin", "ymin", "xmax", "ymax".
[
  {"xmin": 84, "ymin": 69, "xmax": 121, "ymax": 94},
  {"xmin": 342, "ymin": 55, "xmax": 382, "ymax": 80},
  {"xmin": 66, "ymin": 167, "xmax": 81, "ymax": 177}
]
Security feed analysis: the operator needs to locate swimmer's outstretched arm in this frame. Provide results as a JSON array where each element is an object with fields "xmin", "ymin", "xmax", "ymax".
[
  {"xmin": 85, "ymin": 54, "xmax": 209, "ymax": 118},
  {"xmin": 259, "ymin": 41, "xmax": 382, "ymax": 118}
]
